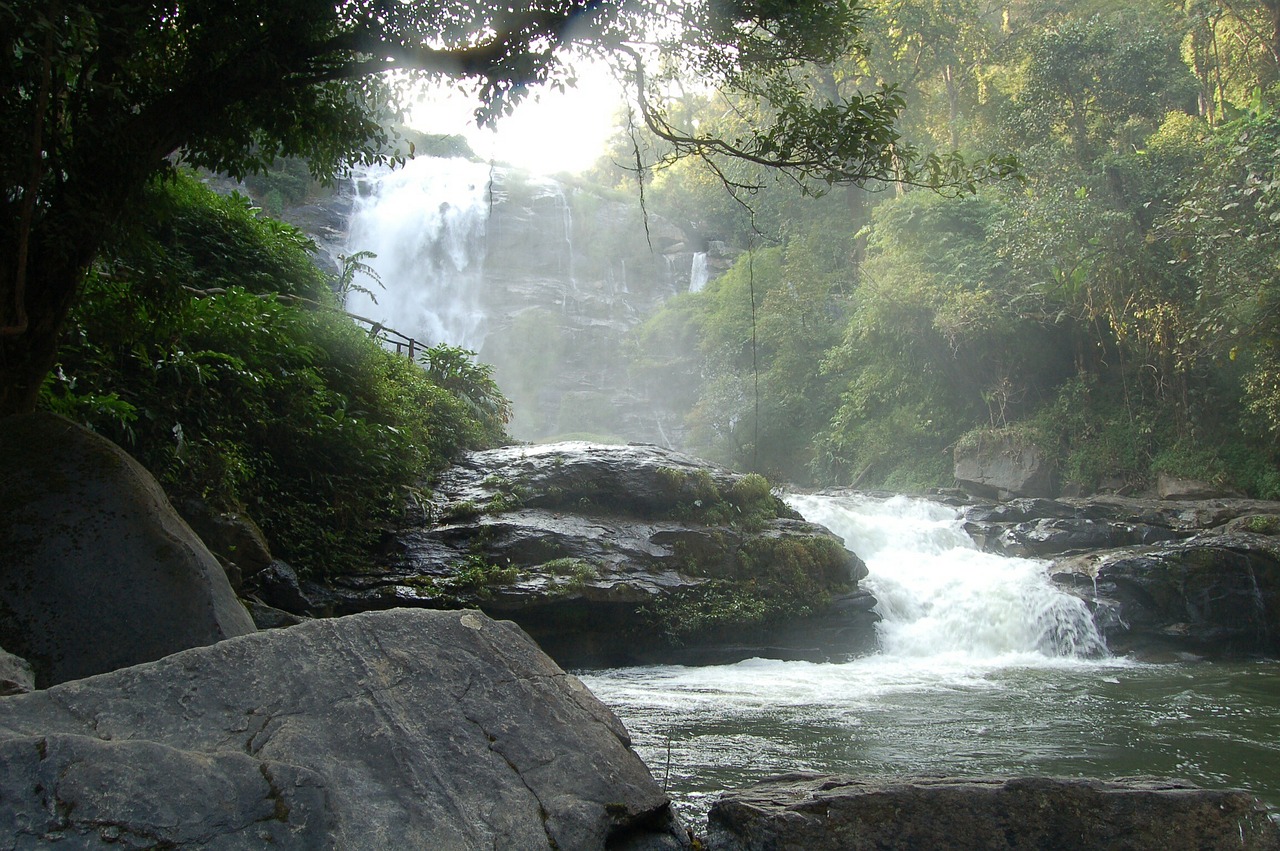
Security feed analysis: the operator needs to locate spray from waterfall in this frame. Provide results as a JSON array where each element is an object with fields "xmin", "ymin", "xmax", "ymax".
[{"xmin": 344, "ymin": 157, "xmax": 492, "ymax": 352}]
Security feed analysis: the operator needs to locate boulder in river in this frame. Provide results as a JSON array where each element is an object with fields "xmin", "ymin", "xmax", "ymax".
[
  {"xmin": 0, "ymin": 412, "xmax": 255, "ymax": 687},
  {"xmin": 308, "ymin": 442, "xmax": 877, "ymax": 667},
  {"xmin": 704, "ymin": 773, "xmax": 1280, "ymax": 851},
  {"xmin": 956, "ymin": 494, "xmax": 1280, "ymax": 656},
  {"xmin": 0, "ymin": 608, "xmax": 689, "ymax": 850},
  {"xmin": 1051, "ymin": 531, "xmax": 1280, "ymax": 656}
]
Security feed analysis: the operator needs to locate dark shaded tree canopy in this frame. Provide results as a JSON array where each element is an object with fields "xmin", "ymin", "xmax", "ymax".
[{"xmin": 0, "ymin": 0, "xmax": 962, "ymax": 417}]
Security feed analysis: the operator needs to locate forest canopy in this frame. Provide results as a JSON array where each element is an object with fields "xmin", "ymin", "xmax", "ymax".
[
  {"xmin": 0, "ymin": 0, "xmax": 987, "ymax": 418},
  {"xmin": 619, "ymin": 0, "xmax": 1280, "ymax": 496}
]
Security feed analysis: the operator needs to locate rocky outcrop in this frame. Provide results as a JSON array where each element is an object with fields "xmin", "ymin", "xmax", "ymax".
[
  {"xmin": 704, "ymin": 773, "xmax": 1280, "ymax": 851},
  {"xmin": 957, "ymin": 495, "xmax": 1280, "ymax": 656},
  {"xmin": 308, "ymin": 442, "xmax": 877, "ymax": 667},
  {"xmin": 0, "ymin": 413, "xmax": 256, "ymax": 688},
  {"xmin": 1052, "ymin": 532, "xmax": 1280, "ymax": 656},
  {"xmin": 0, "ymin": 609, "xmax": 689, "ymax": 850},
  {"xmin": 953, "ymin": 433, "xmax": 1055, "ymax": 499},
  {"xmin": 0, "ymin": 648, "xmax": 33, "ymax": 696}
]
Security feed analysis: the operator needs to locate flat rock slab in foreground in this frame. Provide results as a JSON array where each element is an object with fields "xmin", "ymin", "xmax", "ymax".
[
  {"xmin": 0, "ymin": 609, "xmax": 687, "ymax": 850},
  {"xmin": 706, "ymin": 773, "xmax": 1279, "ymax": 851}
]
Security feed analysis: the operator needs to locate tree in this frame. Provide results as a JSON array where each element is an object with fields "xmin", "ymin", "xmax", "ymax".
[{"xmin": 0, "ymin": 0, "xmax": 925, "ymax": 418}]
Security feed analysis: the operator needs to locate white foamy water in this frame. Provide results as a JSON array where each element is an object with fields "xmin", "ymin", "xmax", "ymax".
[
  {"xmin": 344, "ymin": 157, "xmax": 492, "ymax": 351},
  {"xmin": 787, "ymin": 492, "xmax": 1108, "ymax": 663}
]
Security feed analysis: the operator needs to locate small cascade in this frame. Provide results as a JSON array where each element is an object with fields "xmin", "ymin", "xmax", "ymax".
[
  {"xmin": 344, "ymin": 157, "xmax": 492, "ymax": 352},
  {"xmin": 787, "ymin": 492, "xmax": 1107, "ymax": 660},
  {"xmin": 688, "ymin": 252, "xmax": 709, "ymax": 293}
]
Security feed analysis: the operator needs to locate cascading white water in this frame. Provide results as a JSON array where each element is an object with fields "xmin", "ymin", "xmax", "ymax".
[
  {"xmin": 688, "ymin": 252, "xmax": 709, "ymax": 293},
  {"xmin": 344, "ymin": 157, "xmax": 492, "ymax": 351},
  {"xmin": 786, "ymin": 492, "xmax": 1107, "ymax": 661}
]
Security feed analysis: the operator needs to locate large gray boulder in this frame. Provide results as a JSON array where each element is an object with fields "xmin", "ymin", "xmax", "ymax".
[
  {"xmin": 705, "ymin": 773, "xmax": 1280, "ymax": 851},
  {"xmin": 311, "ymin": 442, "xmax": 876, "ymax": 667},
  {"xmin": 954, "ymin": 433, "xmax": 1055, "ymax": 499},
  {"xmin": 0, "ymin": 412, "xmax": 256, "ymax": 687},
  {"xmin": 0, "ymin": 608, "xmax": 689, "ymax": 850},
  {"xmin": 1052, "ymin": 532, "xmax": 1280, "ymax": 656}
]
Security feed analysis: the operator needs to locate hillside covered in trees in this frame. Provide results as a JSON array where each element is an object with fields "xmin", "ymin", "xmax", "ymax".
[{"xmin": 613, "ymin": 0, "xmax": 1280, "ymax": 497}]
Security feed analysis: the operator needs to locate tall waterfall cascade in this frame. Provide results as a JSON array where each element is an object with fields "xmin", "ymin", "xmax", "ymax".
[
  {"xmin": 688, "ymin": 252, "xmax": 709, "ymax": 293},
  {"xmin": 344, "ymin": 157, "xmax": 493, "ymax": 352},
  {"xmin": 788, "ymin": 492, "xmax": 1107, "ymax": 662},
  {"xmin": 340, "ymin": 156, "xmax": 697, "ymax": 443}
]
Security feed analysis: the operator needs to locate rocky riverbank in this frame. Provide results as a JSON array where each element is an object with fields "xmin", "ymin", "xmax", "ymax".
[
  {"xmin": 953, "ymin": 494, "xmax": 1280, "ymax": 658},
  {"xmin": 4, "ymin": 413, "xmax": 1279, "ymax": 847}
]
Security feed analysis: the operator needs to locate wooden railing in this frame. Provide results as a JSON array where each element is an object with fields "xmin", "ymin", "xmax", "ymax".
[
  {"xmin": 182, "ymin": 286, "xmax": 432, "ymax": 362},
  {"xmin": 347, "ymin": 313, "xmax": 429, "ymax": 361}
]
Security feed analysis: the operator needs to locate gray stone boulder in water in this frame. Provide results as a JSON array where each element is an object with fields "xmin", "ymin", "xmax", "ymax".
[
  {"xmin": 0, "ymin": 608, "xmax": 689, "ymax": 849},
  {"xmin": 953, "ymin": 494, "xmax": 1280, "ymax": 656},
  {"xmin": 704, "ymin": 773, "xmax": 1280, "ymax": 851},
  {"xmin": 1052, "ymin": 531, "xmax": 1280, "ymax": 656},
  {"xmin": 0, "ymin": 412, "xmax": 255, "ymax": 687},
  {"xmin": 309, "ymin": 442, "xmax": 877, "ymax": 667}
]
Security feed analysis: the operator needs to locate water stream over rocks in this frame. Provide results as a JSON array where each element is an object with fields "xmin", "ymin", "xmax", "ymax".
[{"xmin": 579, "ymin": 492, "xmax": 1280, "ymax": 825}]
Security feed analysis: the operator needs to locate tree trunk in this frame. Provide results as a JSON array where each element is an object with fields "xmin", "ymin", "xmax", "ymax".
[
  {"xmin": 1268, "ymin": 0, "xmax": 1280, "ymax": 89},
  {"xmin": 0, "ymin": 220, "xmax": 98, "ymax": 418}
]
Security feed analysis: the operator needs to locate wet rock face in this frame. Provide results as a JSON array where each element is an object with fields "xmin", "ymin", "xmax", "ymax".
[
  {"xmin": 477, "ymin": 171, "xmax": 696, "ymax": 444},
  {"xmin": 1052, "ymin": 533, "xmax": 1280, "ymax": 656},
  {"xmin": 310, "ymin": 442, "xmax": 878, "ymax": 667},
  {"xmin": 704, "ymin": 773, "xmax": 1280, "ymax": 851},
  {"xmin": 0, "ymin": 413, "xmax": 255, "ymax": 688},
  {"xmin": 957, "ymin": 494, "xmax": 1280, "ymax": 656},
  {"xmin": 0, "ymin": 609, "xmax": 690, "ymax": 850}
]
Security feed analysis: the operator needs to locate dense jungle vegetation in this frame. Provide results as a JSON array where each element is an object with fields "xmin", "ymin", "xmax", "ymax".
[
  {"xmin": 41, "ymin": 172, "xmax": 511, "ymax": 575},
  {"xmin": 611, "ymin": 0, "xmax": 1280, "ymax": 496},
  {"xmin": 3, "ymin": 0, "xmax": 922, "ymax": 576}
]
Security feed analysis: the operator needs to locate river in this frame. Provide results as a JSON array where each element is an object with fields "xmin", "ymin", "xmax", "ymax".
[{"xmin": 578, "ymin": 492, "xmax": 1280, "ymax": 824}]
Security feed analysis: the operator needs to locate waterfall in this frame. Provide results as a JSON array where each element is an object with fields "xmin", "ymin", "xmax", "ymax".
[
  {"xmin": 344, "ymin": 157, "xmax": 492, "ymax": 352},
  {"xmin": 787, "ymin": 492, "xmax": 1107, "ymax": 661},
  {"xmin": 688, "ymin": 252, "xmax": 709, "ymax": 293}
]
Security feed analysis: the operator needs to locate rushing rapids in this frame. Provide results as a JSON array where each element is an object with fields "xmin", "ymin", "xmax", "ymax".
[{"xmin": 579, "ymin": 492, "xmax": 1280, "ymax": 823}]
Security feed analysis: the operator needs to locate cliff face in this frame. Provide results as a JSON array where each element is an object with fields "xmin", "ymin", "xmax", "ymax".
[
  {"xmin": 477, "ymin": 170, "xmax": 697, "ymax": 444},
  {"xmin": 256, "ymin": 158, "xmax": 703, "ymax": 446}
]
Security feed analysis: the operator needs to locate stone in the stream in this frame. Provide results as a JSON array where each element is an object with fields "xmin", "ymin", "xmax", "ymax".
[
  {"xmin": 704, "ymin": 773, "xmax": 1280, "ymax": 851},
  {"xmin": 953, "ymin": 433, "xmax": 1055, "ymax": 499},
  {"xmin": 309, "ymin": 442, "xmax": 877, "ymax": 667},
  {"xmin": 0, "ymin": 609, "xmax": 689, "ymax": 850}
]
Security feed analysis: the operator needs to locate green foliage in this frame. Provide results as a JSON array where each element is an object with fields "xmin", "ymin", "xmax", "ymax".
[
  {"xmin": 639, "ymin": 534, "xmax": 851, "ymax": 645},
  {"xmin": 654, "ymin": 468, "xmax": 786, "ymax": 530},
  {"xmin": 448, "ymin": 556, "xmax": 521, "ymax": 596},
  {"xmin": 41, "ymin": 174, "xmax": 508, "ymax": 575},
  {"xmin": 626, "ymin": 1, "xmax": 1280, "ymax": 497}
]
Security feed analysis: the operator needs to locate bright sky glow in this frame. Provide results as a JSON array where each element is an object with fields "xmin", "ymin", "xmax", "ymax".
[{"xmin": 408, "ymin": 61, "xmax": 627, "ymax": 175}]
